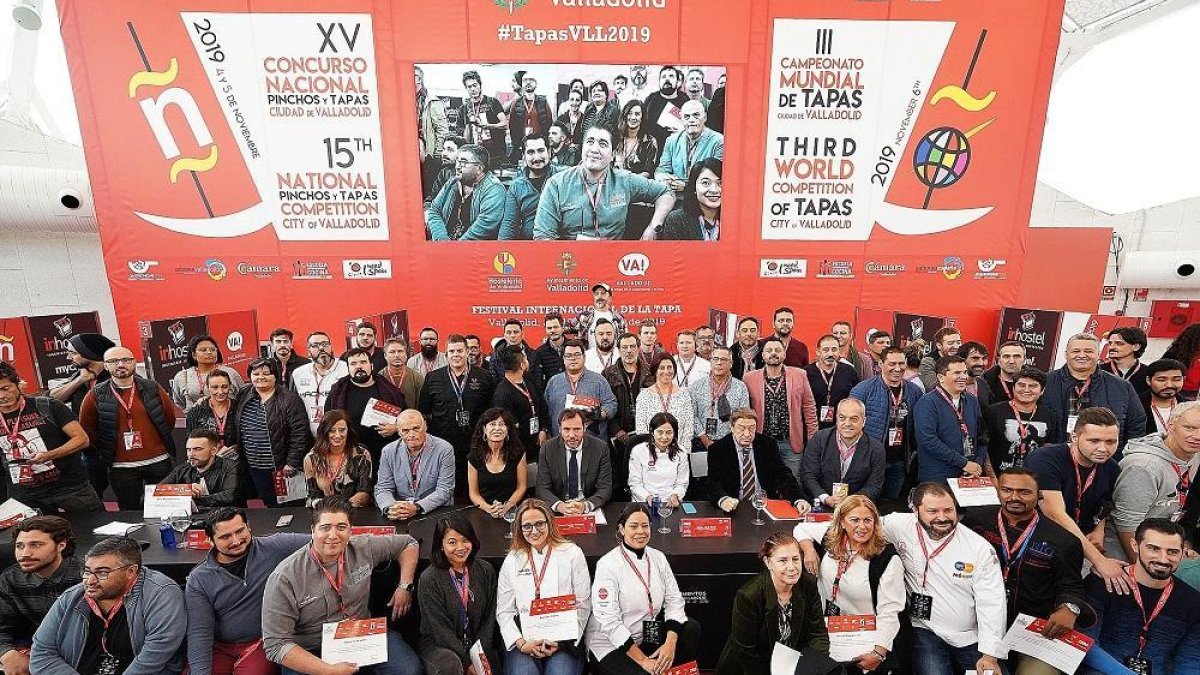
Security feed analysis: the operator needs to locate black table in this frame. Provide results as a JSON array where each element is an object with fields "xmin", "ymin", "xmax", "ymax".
[{"xmin": 56, "ymin": 502, "xmax": 785, "ymax": 668}]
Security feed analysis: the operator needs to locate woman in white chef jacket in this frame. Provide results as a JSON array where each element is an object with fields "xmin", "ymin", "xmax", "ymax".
[
  {"xmin": 497, "ymin": 498, "xmax": 592, "ymax": 675},
  {"xmin": 627, "ymin": 412, "xmax": 691, "ymax": 506},
  {"xmin": 585, "ymin": 504, "xmax": 702, "ymax": 675},
  {"xmin": 797, "ymin": 494, "xmax": 906, "ymax": 674}
]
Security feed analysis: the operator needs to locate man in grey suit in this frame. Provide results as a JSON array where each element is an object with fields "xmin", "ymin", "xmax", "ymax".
[
  {"xmin": 375, "ymin": 409, "xmax": 455, "ymax": 520},
  {"xmin": 799, "ymin": 398, "xmax": 886, "ymax": 507},
  {"xmin": 536, "ymin": 408, "xmax": 613, "ymax": 515}
]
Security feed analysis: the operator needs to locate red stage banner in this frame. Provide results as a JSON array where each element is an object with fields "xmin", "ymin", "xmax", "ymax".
[
  {"xmin": 25, "ymin": 312, "xmax": 103, "ymax": 390},
  {"xmin": 57, "ymin": 0, "xmax": 1067, "ymax": 351},
  {"xmin": 0, "ymin": 318, "xmax": 37, "ymax": 391},
  {"xmin": 140, "ymin": 310, "xmax": 258, "ymax": 389}
]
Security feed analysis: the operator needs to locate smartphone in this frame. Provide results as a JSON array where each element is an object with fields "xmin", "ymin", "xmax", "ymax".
[
  {"xmin": 681, "ymin": 502, "xmax": 697, "ymax": 515},
  {"xmin": 276, "ymin": 515, "xmax": 294, "ymax": 528}
]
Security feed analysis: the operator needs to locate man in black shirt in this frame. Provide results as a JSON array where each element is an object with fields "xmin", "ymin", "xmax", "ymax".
[
  {"xmin": 326, "ymin": 348, "xmax": 406, "ymax": 472},
  {"xmin": 642, "ymin": 66, "xmax": 690, "ymax": 150},
  {"xmin": 160, "ymin": 430, "xmax": 240, "ymax": 508},
  {"xmin": 963, "ymin": 469, "xmax": 1089, "ymax": 674},
  {"xmin": 804, "ymin": 334, "xmax": 861, "ymax": 430},
  {"xmin": 603, "ymin": 332, "xmax": 644, "ymax": 500},
  {"xmin": 269, "ymin": 327, "xmax": 310, "ymax": 388},
  {"xmin": 339, "ymin": 321, "xmax": 388, "ymax": 373},
  {"xmin": 982, "ymin": 341, "xmax": 1027, "ymax": 403},
  {"xmin": 418, "ymin": 335, "xmax": 495, "ymax": 494},
  {"xmin": 0, "ymin": 362, "xmax": 101, "ymax": 514},
  {"xmin": 984, "ymin": 367, "xmax": 1057, "ymax": 471},
  {"xmin": 536, "ymin": 312, "xmax": 568, "ymax": 381},
  {"xmin": 0, "ymin": 516, "xmax": 81, "ymax": 675}
]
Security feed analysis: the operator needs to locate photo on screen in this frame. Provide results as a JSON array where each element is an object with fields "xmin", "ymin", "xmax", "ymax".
[{"xmin": 415, "ymin": 63, "xmax": 728, "ymax": 242}]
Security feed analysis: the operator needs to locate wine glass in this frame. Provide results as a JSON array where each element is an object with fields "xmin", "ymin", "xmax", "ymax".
[
  {"xmin": 169, "ymin": 513, "xmax": 190, "ymax": 549},
  {"xmin": 751, "ymin": 490, "xmax": 767, "ymax": 526},
  {"xmin": 656, "ymin": 501, "xmax": 674, "ymax": 534},
  {"xmin": 503, "ymin": 507, "xmax": 517, "ymax": 539}
]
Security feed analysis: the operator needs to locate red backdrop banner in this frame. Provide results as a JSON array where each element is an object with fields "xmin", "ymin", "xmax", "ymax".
[{"xmin": 57, "ymin": 0, "xmax": 1066, "ymax": 354}]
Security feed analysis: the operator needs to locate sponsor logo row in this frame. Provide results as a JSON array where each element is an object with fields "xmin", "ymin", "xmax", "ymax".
[
  {"xmin": 759, "ymin": 257, "xmax": 1008, "ymax": 280},
  {"xmin": 126, "ymin": 259, "xmax": 393, "ymax": 281}
]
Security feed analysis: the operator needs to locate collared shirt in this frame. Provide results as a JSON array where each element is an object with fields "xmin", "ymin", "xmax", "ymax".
[
  {"xmin": 0, "ymin": 556, "xmax": 82, "ymax": 654},
  {"xmin": 763, "ymin": 374, "xmax": 789, "ymax": 440},
  {"xmin": 534, "ymin": 166, "xmax": 670, "ymax": 240}
]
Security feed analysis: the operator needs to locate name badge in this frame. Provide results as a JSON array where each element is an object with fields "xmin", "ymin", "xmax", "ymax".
[
  {"xmin": 1067, "ymin": 415, "xmax": 1079, "ymax": 435},
  {"xmin": 888, "ymin": 427, "xmax": 903, "ymax": 446},
  {"xmin": 456, "ymin": 409, "xmax": 471, "ymax": 428},
  {"xmin": 529, "ymin": 417, "xmax": 540, "ymax": 435},
  {"xmin": 824, "ymin": 599, "xmax": 842, "ymax": 616},
  {"xmin": 909, "ymin": 592, "xmax": 933, "ymax": 621},
  {"xmin": 962, "ymin": 436, "xmax": 975, "ymax": 456},
  {"xmin": 123, "ymin": 430, "xmax": 144, "ymax": 451},
  {"xmin": 641, "ymin": 619, "xmax": 665, "ymax": 647},
  {"xmin": 679, "ymin": 517, "xmax": 732, "ymax": 537},
  {"xmin": 821, "ymin": 406, "xmax": 833, "ymax": 423},
  {"xmin": 1125, "ymin": 656, "xmax": 1152, "ymax": 675},
  {"xmin": 705, "ymin": 417, "xmax": 718, "ymax": 436}
]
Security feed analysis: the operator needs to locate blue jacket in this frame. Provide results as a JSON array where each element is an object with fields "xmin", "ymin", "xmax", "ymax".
[
  {"xmin": 1043, "ymin": 366, "xmax": 1146, "ymax": 447},
  {"xmin": 426, "ymin": 172, "xmax": 507, "ymax": 240},
  {"xmin": 500, "ymin": 164, "xmax": 562, "ymax": 240},
  {"xmin": 184, "ymin": 533, "xmax": 312, "ymax": 675},
  {"xmin": 656, "ymin": 127, "xmax": 725, "ymax": 179},
  {"xmin": 850, "ymin": 376, "xmax": 923, "ymax": 446},
  {"xmin": 31, "ymin": 567, "xmax": 186, "ymax": 675},
  {"xmin": 913, "ymin": 388, "xmax": 984, "ymax": 482},
  {"xmin": 375, "ymin": 433, "xmax": 456, "ymax": 513}
]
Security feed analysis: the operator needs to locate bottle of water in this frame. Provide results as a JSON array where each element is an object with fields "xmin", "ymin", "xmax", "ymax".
[
  {"xmin": 159, "ymin": 521, "xmax": 176, "ymax": 549},
  {"xmin": 650, "ymin": 496, "xmax": 661, "ymax": 530}
]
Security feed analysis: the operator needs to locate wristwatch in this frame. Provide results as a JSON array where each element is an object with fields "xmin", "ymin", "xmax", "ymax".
[
  {"xmin": 1062, "ymin": 602, "xmax": 1081, "ymax": 616},
  {"xmin": 398, "ymin": 581, "xmax": 415, "ymax": 592}
]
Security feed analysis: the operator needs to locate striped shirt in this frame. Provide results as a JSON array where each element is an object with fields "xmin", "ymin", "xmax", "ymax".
[{"xmin": 238, "ymin": 395, "xmax": 275, "ymax": 470}]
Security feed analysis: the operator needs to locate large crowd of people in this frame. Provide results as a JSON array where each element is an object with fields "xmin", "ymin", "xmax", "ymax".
[
  {"xmin": 417, "ymin": 66, "xmax": 726, "ymax": 241},
  {"xmin": 3, "ymin": 291, "xmax": 1200, "ymax": 673}
]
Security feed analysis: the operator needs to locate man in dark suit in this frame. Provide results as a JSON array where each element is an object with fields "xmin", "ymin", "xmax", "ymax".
[
  {"xmin": 536, "ymin": 408, "xmax": 613, "ymax": 514},
  {"xmin": 706, "ymin": 408, "xmax": 810, "ymax": 515},
  {"xmin": 799, "ymin": 398, "xmax": 885, "ymax": 507}
]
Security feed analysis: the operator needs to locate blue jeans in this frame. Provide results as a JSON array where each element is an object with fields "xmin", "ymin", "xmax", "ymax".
[
  {"xmin": 883, "ymin": 459, "xmax": 907, "ymax": 502},
  {"xmin": 777, "ymin": 439, "xmax": 802, "ymax": 483},
  {"xmin": 504, "ymin": 647, "xmax": 585, "ymax": 675},
  {"xmin": 1079, "ymin": 645, "xmax": 1137, "ymax": 675},
  {"xmin": 281, "ymin": 629, "xmax": 421, "ymax": 675},
  {"xmin": 912, "ymin": 627, "xmax": 983, "ymax": 675}
]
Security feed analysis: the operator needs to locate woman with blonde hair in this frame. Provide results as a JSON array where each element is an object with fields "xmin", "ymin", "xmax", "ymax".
[
  {"xmin": 797, "ymin": 494, "xmax": 906, "ymax": 673},
  {"xmin": 496, "ymin": 498, "xmax": 592, "ymax": 675}
]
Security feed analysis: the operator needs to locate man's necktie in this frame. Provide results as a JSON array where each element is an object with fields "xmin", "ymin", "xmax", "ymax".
[
  {"xmin": 740, "ymin": 448, "xmax": 757, "ymax": 500},
  {"xmin": 568, "ymin": 449, "xmax": 580, "ymax": 500}
]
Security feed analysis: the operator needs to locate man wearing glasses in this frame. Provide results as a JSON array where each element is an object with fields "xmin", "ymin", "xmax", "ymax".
[
  {"xmin": 31, "ymin": 536, "xmax": 186, "ymax": 674},
  {"xmin": 543, "ymin": 340, "xmax": 618, "ymax": 439},
  {"xmin": 290, "ymin": 332, "xmax": 349, "ymax": 435},
  {"xmin": 691, "ymin": 346, "xmax": 750, "ymax": 453},
  {"xmin": 79, "ymin": 346, "xmax": 177, "ymax": 509},
  {"xmin": 425, "ymin": 144, "xmax": 506, "ymax": 241}
]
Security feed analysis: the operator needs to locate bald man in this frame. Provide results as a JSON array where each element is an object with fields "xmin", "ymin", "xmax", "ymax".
[
  {"xmin": 655, "ymin": 99, "xmax": 725, "ymax": 193},
  {"xmin": 374, "ymin": 410, "xmax": 455, "ymax": 520}
]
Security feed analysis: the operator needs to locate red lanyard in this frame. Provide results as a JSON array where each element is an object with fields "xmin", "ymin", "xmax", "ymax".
[
  {"xmin": 567, "ymin": 374, "xmax": 583, "ymax": 396},
  {"xmin": 85, "ymin": 574, "xmax": 136, "ymax": 655},
  {"xmin": 676, "ymin": 358, "xmax": 697, "ymax": 386},
  {"xmin": 1072, "ymin": 454, "xmax": 1098, "ymax": 521},
  {"xmin": 1108, "ymin": 361, "xmax": 1137, "ymax": 381},
  {"xmin": 837, "ymin": 437, "xmax": 857, "ymax": 479},
  {"xmin": 325, "ymin": 453, "xmax": 348, "ymax": 489},
  {"xmin": 528, "ymin": 545, "xmax": 554, "ymax": 600},
  {"xmin": 1172, "ymin": 464, "xmax": 1190, "ymax": 509},
  {"xmin": 581, "ymin": 170, "xmax": 606, "ymax": 237},
  {"xmin": 935, "ymin": 387, "xmax": 968, "ymax": 437},
  {"xmin": 829, "ymin": 539, "xmax": 858, "ymax": 602},
  {"xmin": 450, "ymin": 567, "xmax": 472, "ymax": 613},
  {"xmin": 620, "ymin": 546, "xmax": 656, "ymax": 617},
  {"xmin": 1152, "ymin": 401, "xmax": 1176, "ymax": 432},
  {"xmin": 408, "ymin": 449, "xmax": 424, "ymax": 492},
  {"xmin": 1072, "ymin": 375, "xmax": 1093, "ymax": 411},
  {"xmin": 386, "ymin": 368, "xmax": 407, "ymax": 391},
  {"xmin": 449, "ymin": 369, "xmax": 469, "ymax": 407},
  {"xmin": 915, "ymin": 523, "xmax": 956, "ymax": 589},
  {"xmin": 1128, "ymin": 572, "xmax": 1174, "ymax": 654},
  {"xmin": 111, "ymin": 383, "xmax": 137, "ymax": 431},
  {"xmin": 888, "ymin": 386, "xmax": 904, "ymax": 423},
  {"xmin": 1010, "ymin": 402, "xmax": 1033, "ymax": 442},
  {"xmin": 514, "ymin": 381, "xmax": 536, "ymax": 414},
  {"xmin": 996, "ymin": 512, "xmax": 1039, "ymax": 581},
  {"xmin": 0, "ymin": 398, "xmax": 26, "ymax": 448},
  {"xmin": 211, "ymin": 403, "xmax": 229, "ymax": 438},
  {"xmin": 312, "ymin": 368, "xmax": 335, "ymax": 410},
  {"xmin": 309, "ymin": 547, "xmax": 349, "ymax": 617},
  {"xmin": 710, "ymin": 376, "xmax": 731, "ymax": 414},
  {"xmin": 817, "ymin": 367, "xmax": 835, "ymax": 408},
  {"xmin": 999, "ymin": 377, "xmax": 1014, "ymax": 400},
  {"xmin": 656, "ymin": 387, "xmax": 673, "ymax": 413},
  {"xmin": 765, "ymin": 374, "xmax": 786, "ymax": 398}
]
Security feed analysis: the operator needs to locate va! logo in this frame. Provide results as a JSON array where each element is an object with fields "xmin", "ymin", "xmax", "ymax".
[{"xmin": 494, "ymin": 0, "xmax": 531, "ymax": 14}]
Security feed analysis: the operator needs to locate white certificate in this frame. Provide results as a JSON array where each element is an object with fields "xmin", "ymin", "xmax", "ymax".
[
  {"xmin": 321, "ymin": 618, "xmax": 388, "ymax": 667},
  {"xmin": 469, "ymin": 640, "xmax": 494, "ymax": 675},
  {"xmin": 361, "ymin": 398, "xmax": 401, "ymax": 428},
  {"xmin": 770, "ymin": 642, "xmax": 802, "ymax": 675},
  {"xmin": 275, "ymin": 471, "xmax": 307, "ymax": 504},
  {"xmin": 522, "ymin": 594, "xmax": 580, "ymax": 642},
  {"xmin": 826, "ymin": 614, "xmax": 879, "ymax": 663},
  {"xmin": 143, "ymin": 485, "xmax": 194, "ymax": 520},
  {"xmin": 1002, "ymin": 613, "xmax": 1093, "ymax": 674},
  {"xmin": 948, "ymin": 477, "xmax": 1001, "ymax": 507},
  {"xmin": 0, "ymin": 498, "xmax": 37, "ymax": 528}
]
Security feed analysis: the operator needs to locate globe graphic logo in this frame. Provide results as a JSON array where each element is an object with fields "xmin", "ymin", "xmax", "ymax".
[{"xmin": 913, "ymin": 127, "xmax": 971, "ymax": 189}]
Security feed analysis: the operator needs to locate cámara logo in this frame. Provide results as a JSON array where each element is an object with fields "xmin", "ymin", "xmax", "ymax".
[
  {"xmin": 494, "ymin": 0, "xmax": 530, "ymax": 13},
  {"xmin": 864, "ymin": 261, "xmax": 906, "ymax": 276},
  {"xmin": 236, "ymin": 262, "xmax": 281, "ymax": 278}
]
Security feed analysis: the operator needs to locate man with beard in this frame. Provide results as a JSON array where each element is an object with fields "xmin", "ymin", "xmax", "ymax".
[
  {"xmin": 407, "ymin": 327, "xmax": 447, "ymax": 376},
  {"xmin": 548, "ymin": 121, "xmax": 578, "ymax": 166},
  {"xmin": 0, "ymin": 517, "xmax": 81, "ymax": 675},
  {"xmin": 1082, "ymin": 519, "xmax": 1200, "ymax": 674},
  {"xmin": 380, "ymin": 338, "xmax": 424, "ymax": 413},
  {"xmin": 684, "ymin": 68, "xmax": 710, "ymax": 108},
  {"xmin": 418, "ymin": 335, "xmax": 495, "ymax": 494},
  {"xmin": 575, "ymin": 283, "xmax": 627, "ymax": 349},
  {"xmin": 160, "ymin": 430, "xmax": 240, "ymax": 508},
  {"xmin": 636, "ymin": 320, "xmax": 666, "ymax": 386},
  {"xmin": 830, "ymin": 320, "xmax": 866, "ymax": 379},
  {"xmin": 80, "ymin": 346, "xmax": 176, "ymax": 509},
  {"xmin": 326, "ymin": 348, "xmax": 406, "ymax": 470},
  {"xmin": 543, "ymin": 340, "xmax": 618, "ymax": 439},
  {"xmin": 487, "ymin": 320, "xmax": 545, "ymax": 389},
  {"xmin": 49, "ymin": 332, "xmax": 114, "ymax": 413},
  {"xmin": 1105, "ymin": 326, "xmax": 1151, "ymax": 397},
  {"xmin": 765, "ymin": 307, "xmax": 810, "ymax": 368},
  {"xmin": 674, "ymin": 330, "xmax": 711, "ymax": 387},
  {"xmin": 919, "ymin": 327, "xmax": 962, "ymax": 391},
  {"xmin": 958, "ymin": 341, "xmax": 993, "ymax": 408},
  {"xmin": 584, "ymin": 319, "xmax": 618, "ymax": 374},
  {"xmin": 500, "ymin": 133, "xmax": 561, "ymax": 240},
  {"xmin": 642, "ymin": 66, "xmax": 689, "ymax": 149},
  {"xmin": 850, "ymin": 346, "xmax": 924, "ymax": 503},
  {"xmin": 655, "ymin": 101, "xmax": 724, "ymax": 198},
  {"xmin": 696, "ymin": 325, "xmax": 717, "ymax": 361},
  {"xmin": 505, "ymin": 71, "xmax": 552, "ymax": 164},
  {"xmin": 804, "ymin": 334, "xmax": 861, "ymax": 430},
  {"xmin": 982, "ymin": 341, "xmax": 1027, "ymax": 403},
  {"xmin": 426, "ymin": 143, "xmax": 506, "ymax": 240},
  {"xmin": 456, "ymin": 69, "xmax": 506, "ymax": 169},
  {"xmin": 1043, "ymin": 333, "xmax": 1145, "ymax": 447},
  {"xmin": 962, "ymin": 469, "xmax": 1089, "ymax": 675},
  {"xmin": 268, "ymin": 328, "xmax": 309, "ymax": 388},
  {"xmin": 185, "ymin": 508, "xmax": 310, "ymax": 675},
  {"xmin": 339, "ymin": 321, "xmax": 387, "ymax": 373},
  {"xmin": 604, "ymin": 332, "xmax": 645, "ymax": 492},
  {"xmin": 913, "ymin": 356, "xmax": 986, "ymax": 483},
  {"xmin": 290, "ymin": 332, "xmax": 349, "ymax": 435},
  {"xmin": 983, "ymin": 367, "xmax": 1056, "ymax": 472},
  {"xmin": 31, "ymin": 536, "xmax": 185, "ymax": 674},
  {"xmin": 691, "ymin": 345, "xmax": 750, "ymax": 451},
  {"xmin": 1110, "ymin": 401, "xmax": 1200, "ymax": 561},
  {"xmin": 877, "ymin": 482, "xmax": 1007, "ymax": 675},
  {"xmin": 744, "ymin": 337, "xmax": 819, "ymax": 481},
  {"xmin": 859, "ymin": 330, "xmax": 892, "ymax": 380},
  {"xmin": 1141, "ymin": 358, "xmax": 1187, "ymax": 434},
  {"xmin": 731, "ymin": 316, "xmax": 763, "ymax": 379},
  {"xmin": 581, "ymin": 80, "xmax": 620, "ymax": 136},
  {"xmin": 535, "ymin": 125, "xmax": 674, "ymax": 240},
  {"xmin": 536, "ymin": 312, "xmax": 568, "ymax": 380}
]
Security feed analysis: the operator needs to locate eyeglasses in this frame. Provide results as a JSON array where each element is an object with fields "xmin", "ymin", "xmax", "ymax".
[
  {"xmin": 81, "ymin": 564, "xmax": 135, "ymax": 581},
  {"xmin": 563, "ymin": 353, "xmax": 583, "ymax": 360},
  {"xmin": 520, "ymin": 520, "xmax": 549, "ymax": 533},
  {"xmin": 709, "ymin": 356, "xmax": 731, "ymax": 363},
  {"xmin": 308, "ymin": 341, "xmax": 332, "ymax": 349},
  {"xmin": 104, "ymin": 358, "xmax": 136, "ymax": 366},
  {"xmin": 454, "ymin": 159, "xmax": 481, "ymax": 167}
]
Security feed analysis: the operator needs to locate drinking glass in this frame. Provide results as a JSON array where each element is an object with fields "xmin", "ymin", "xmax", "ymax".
[
  {"xmin": 751, "ymin": 490, "xmax": 767, "ymax": 526},
  {"xmin": 169, "ymin": 513, "xmax": 190, "ymax": 549},
  {"xmin": 657, "ymin": 502, "xmax": 674, "ymax": 534},
  {"xmin": 503, "ymin": 508, "xmax": 517, "ymax": 539}
]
